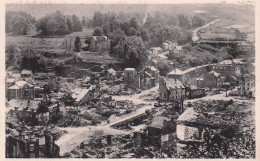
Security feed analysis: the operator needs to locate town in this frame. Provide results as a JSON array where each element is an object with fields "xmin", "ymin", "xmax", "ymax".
[{"xmin": 5, "ymin": 2, "xmax": 255, "ymax": 159}]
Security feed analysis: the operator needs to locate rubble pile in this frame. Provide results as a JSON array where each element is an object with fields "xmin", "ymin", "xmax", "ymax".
[
  {"xmin": 177, "ymin": 99, "xmax": 255, "ymax": 158},
  {"xmin": 64, "ymin": 133, "xmax": 134, "ymax": 158}
]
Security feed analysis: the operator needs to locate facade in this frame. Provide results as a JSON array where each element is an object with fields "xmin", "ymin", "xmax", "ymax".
[
  {"xmin": 213, "ymin": 59, "xmax": 246, "ymax": 77},
  {"xmin": 6, "ymin": 130, "xmax": 60, "ymax": 158},
  {"xmin": 147, "ymin": 116, "xmax": 176, "ymax": 150},
  {"xmin": 90, "ymin": 36, "xmax": 110, "ymax": 52},
  {"xmin": 186, "ymin": 86, "xmax": 206, "ymax": 99},
  {"xmin": 7, "ymin": 81, "xmax": 35, "ymax": 101},
  {"xmin": 123, "ymin": 68, "xmax": 139, "ymax": 89},
  {"xmin": 238, "ymin": 73, "xmax": 255, "ymax": 96},
  {"xmin": 159, "ymin": 77, "xmax": 186, "ymax": 101},
  {"xmin": 105, "ymin": 68, "xmax": 117, "ymax": 80},
  {"xmin": 150, "ymin": 47, "xmax": 163, "ymax": 56},
  {"xmin": 203, "ymin": 71, "xmax": 220, "ymax": 89}
]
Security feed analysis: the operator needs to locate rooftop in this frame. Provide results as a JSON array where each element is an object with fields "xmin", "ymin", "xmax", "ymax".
[
  {"xmin": 148, "ymin": 116, "xmax": 170, "ymax": 129},
  {"xmin": 168, "ymin": 68, "xmax": 184, "ymax": 75},
  {"xmin": 72, "ymin": 88, "xmax": 90, "ymax": 102},
  {"xmin": 165, "ymin": 78, "xmax": 185, "ymax": 89}
]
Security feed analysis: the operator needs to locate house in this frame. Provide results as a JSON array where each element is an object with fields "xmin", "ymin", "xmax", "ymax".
[
  {"xmin": 72, "ymin": 88, "xmax": 94, "ymax": 105},
  {"xmin": 144, "ymin": 66, "xmax": 159, "ymax": 79},
  {"xmin": 237, "ymin": 41, "xmax": 253, "ymax": 52},
  {"xmin": 203, "ymin": 71, "xmax": 220, "ymax": 89},
  {"xmin": 186, "ymin": 86, "xmax": 206, "ymax": 99},
  {"xmin": 176, "ymin": 107, "xmax": 205, "ymax": 153},
  {"xmin": 167, "ymin": 68, "xmax": 186, "ymax": 84},
  {"xmin": 173, "ymin": 45, "xmax": 183, "ymax": 53},
  {"xmin": 6, "ymin": 99, "xmax": 41, "ymax": 122},
  {"xmin": 123, "ymin": 68, "xmax": 139, "ymax": 89},
  {"xmin": 150, "ymin": 47, "xmax": 163, "ymax": 56},
  {"xmin": 159, "ymin": 77, "xmax": 186, "ymax": 101},
  {"xmin": 238, "ymin": 73, "xmax": 255, "ymax": 96},
  {"xmin": 139, "ymin": 71, "xmax": 156, "ymax": 90},
  {"xmin": 90, "ymin": 36, "xmax": 110, "ymax": 52},
  {"xmin": 162, "ymin": 43, "xmax": 169, "ymax": 51},
  {"xmin": 213, "ymin": 59, "xmax": 246, "ymax": 76},
  {"xmin": 6, "ymin": 130, "xmax": 60, "ymax": 158},
  {"xmin": 123, "ymin": 68, "xmax": 137, "ymax": 81},
  {"xmin": 7, "ymin": 80, "xmax": 35, "ymax": 101},
  {"xmin": 21, "ymin": 69, "xmax": 33, "ymax": 78},
  {"xmin": 147, "ymin": 116, "xmax": 176, "ymax": 150},
  {"xmin": 196, "ymin": 78, "xmax": 204, "ymax": 88},
  {"xmin": 105, "ymin": 68, "xmax": 117, "ymax": 80}
]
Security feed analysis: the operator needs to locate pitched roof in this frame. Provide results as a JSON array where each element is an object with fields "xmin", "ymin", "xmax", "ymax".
[
  {"xmin": 21, "ymin": 69, "xmax": 33, "ymax": 75},
  {"xmin": 11, "ymin": 73, "xmax": 21, "ymax": 78},
  {"xmin": 165, "ymin": 78, "xmax": 185, "ymax": 89},
  {"xmin": 208, "ymin": 71, "xmax": 220, "ymax": 77},
  {"xmin": 72, "ymin": 88, "xmax": 90, "ymax": 102},
  {"xmin": 148, "ymin": 116, "xmax": 170, "ymax": 129},
  {"xmin": 8, "ymin": 85, "xmax": 20, "ymax": 90},
  {"xmin": 6, "ymin": 78, "xmax": 15, "ymax": 83},
  {"xmin": 150, "ymin": 47, "xmax": 163, "ymax": 51},
  {"xmin": 107, "ymin": 68, "xmax": 116, "ymax": 74},
  {"xmin": 124, "ymin": 68, "xmax": 136, "ymax": 71},
  {"xmin": 177, "ymin": 107, "xmax": 206, "ymax": 123},
  {"xmin": 15, "ymin": 80, "xmax": 32, "ymax": 88},
  {"xmin": 168, "ymin": 68, "xmax": 184, "ymax": 75},
  {"xmin": 93, "ymin": 36, "xmax": 109, "ymax": 41}
]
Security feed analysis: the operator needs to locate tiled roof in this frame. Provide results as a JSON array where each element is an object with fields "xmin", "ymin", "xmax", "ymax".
[{"xmin": 165, "ymin": 78, "xmax": 185, "ymax": 89}]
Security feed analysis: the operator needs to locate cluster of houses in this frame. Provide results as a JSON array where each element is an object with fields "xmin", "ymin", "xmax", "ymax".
[{"xmin": 158, "ymin": 58, "xmax": 255, "ymax": 103}]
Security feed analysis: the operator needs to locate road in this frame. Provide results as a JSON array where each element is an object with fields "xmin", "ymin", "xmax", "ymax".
[
  {"xmin": 192, "ymin": 19, "xmax": 220, "ymax": 42},
  {"xmin": 55, "ymin": 85, "xmax": 158, "ymax": 155}
]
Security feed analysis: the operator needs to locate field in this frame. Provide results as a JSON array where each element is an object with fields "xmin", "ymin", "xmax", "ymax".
[{"xmin": 198, "ymin": 18, "xmax": 255, "ymax": 42}]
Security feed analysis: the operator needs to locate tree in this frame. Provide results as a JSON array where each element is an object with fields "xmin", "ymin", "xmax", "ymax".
[
  {"xmin": 112, "ymin": 36, "xmax": 148, "ymax": 69},
  {"xmin": 93, "ymin": 27, "xmax": 103, "ymax": 36},
  {"xmin": 74, "ymin": 36, "xmax": 81, "ymax": 52},
  {"xmin": 36, "ymin": 101, "xmax": 49, "ymax": 114},
  {"xmin": 178, "ymin": 14, "xmax": 190, "ymax": 29},
  {"xmin": 19, "ymin": 47, "xmax": 46, "ymax": 73},
  {"xmin": 72, "ymin": 14, "xmax": 82, "ymax": 32},
  {"xmin": 36, "ymin": 10, "xmax": 73, "ymax": 36},
  {"xmin": 6, "ymin": 11, "xmax": 35, "ymax": 35},
  {"xmin": 191, "ymin": 15, "xmax": 205, "ymax": 28}
]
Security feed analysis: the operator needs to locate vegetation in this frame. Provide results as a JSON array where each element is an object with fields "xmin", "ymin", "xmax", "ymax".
[
  {"xmin": 36, "ymin": 11, "xmax": 82, "ymax": 36},
  {"xmin": 6, "ymin": 11, "xmax": 35, "ymax": 35}
]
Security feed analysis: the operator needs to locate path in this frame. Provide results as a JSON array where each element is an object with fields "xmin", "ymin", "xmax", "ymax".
[
  {"xmin": 192, "ymin": 19, "xmax": 220, "ymax": 42},
  {"xmin": 56, "ymin": 85, "xmax": 158, "ymax": 155}
]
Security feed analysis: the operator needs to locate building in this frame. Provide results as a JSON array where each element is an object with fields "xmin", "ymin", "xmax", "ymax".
[
  {"xmin": 21, "ymin": 69, "xmax": 33, "ymax": 78},
  {"xmin": 167, "ymin": 68, "xmax": 185, "ymax": 83},
  {"xmin": 123, "ymin": 68, "xmax": 139, "ymax": 89},
  {"xmin": 147, "ymin": 116, "xmax": 176, "ymax": 150},
  {"xmin": 213, "ymin": 59, "xmax": 246, "ymax": 77},
  {"xmin": 150, "ymin": 47, "xmax": 163, "ymax": 56},
  {"xmin": 202, "ymin": 71, "xmax": 220, "ymax": 89},
  {"xmin": 186, "ymin": 86, "xmax": 206, "ymax": 99},
  {"xmin": 144, "ymin": 66, "xmax": 159, "ymax": 79},
  {"xmin": 90, "ymin": 36, "xmax": 110, "ymax": 52},
  {"xmin": 7, "ymin": 80, "xmax": 35, "ymax": 101},
  {"xmin": 237, "ymin": 41, "xmax": 253, "ymax": 52},
  {"xmin": 105, "ymin": 68, "xmax": 117, "ymax": 80},
  {"xmin": 176, "ymin": 107, "xmax": 205, "ymax": 154},
  {"xmin": 196, "ymin": 78, "xmax": 204, "ymax": 88},
  {"xmin": 72, "ymin": 88, "xmax": 94, "ymax": 105},
  {"xmin": 6, "ymin": 130, "xmax": 60, "ymax": 158},
  {"xmin": 159, "ymin": 77, "xmax": 186, "ymax": 101},
  {"xmin": 238, "ymin": 73, "xmax": 255, "ymax": 96}
]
